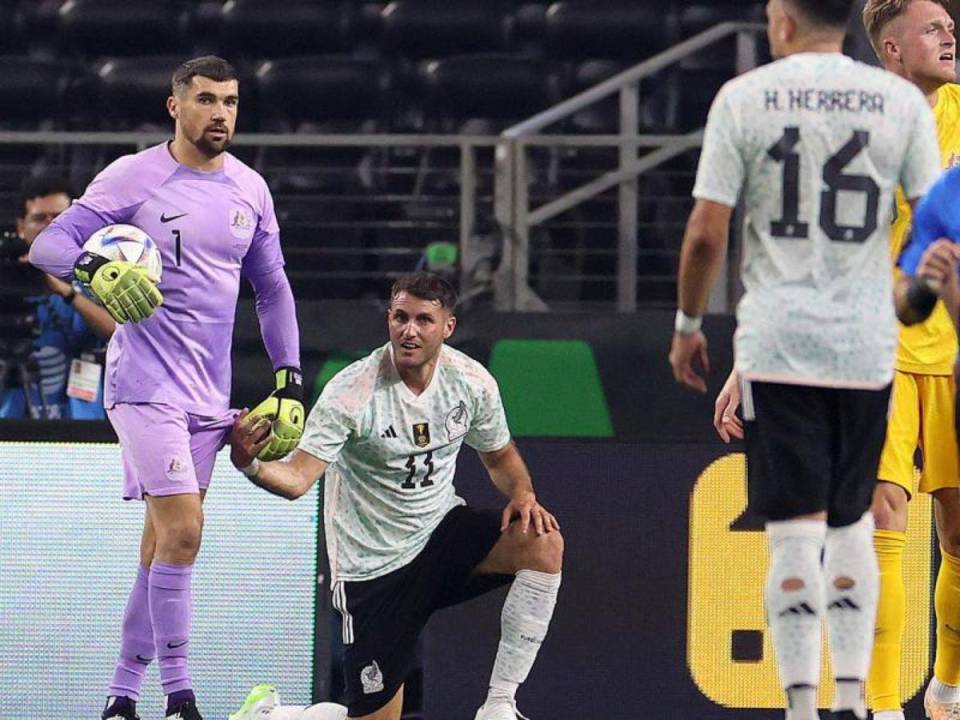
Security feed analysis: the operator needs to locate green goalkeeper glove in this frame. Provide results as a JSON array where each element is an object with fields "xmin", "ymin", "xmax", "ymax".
[
  {"xmin": 248, "ymin": 366, "xmax": 305, "ymax": 461},
  {"xmin": 74, "ymin": 251, "xmax": 163, "ymax": 324}
]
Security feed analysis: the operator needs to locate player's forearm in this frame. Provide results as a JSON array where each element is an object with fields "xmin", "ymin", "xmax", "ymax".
[
  {"xmin": 249, "ymin": 265, "xmax": 301, "ymax": 369},
  {"xmin": 483, "ymin": 443, "xmax": 535, "ymax": 500},
  {"xmin": 677, "ymin": 231, "xmax": 726, "ymax": 316},
  {"xmin": 29, "ymin": 204, "xmax": 106, "ymax": 279},
  {"xmin": 72, "ymin": 294, "xmax": 116, "ymax": 340},
  {"xmin": 247, "ymin": 459, "xmax": 313, "ymax": 500}
]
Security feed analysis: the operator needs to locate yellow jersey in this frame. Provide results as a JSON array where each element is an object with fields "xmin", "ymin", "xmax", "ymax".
[{"xmin": 892, "ymin": 83, "xmax": 960, "ymax": 375}]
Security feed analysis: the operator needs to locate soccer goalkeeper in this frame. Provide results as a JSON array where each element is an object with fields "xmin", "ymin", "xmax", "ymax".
[{"xmin": 28, "ymin": 56, "xmax": 303, "ymax": 720}]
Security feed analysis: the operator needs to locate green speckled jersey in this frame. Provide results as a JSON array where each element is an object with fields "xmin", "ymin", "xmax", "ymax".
[
  {"xmin": 300, "ymin": 343, "xmax": 511, "ymax": 582},
  {"xmin": 693, "ymin": 53, "xmax": 941, "ymax": 388}
]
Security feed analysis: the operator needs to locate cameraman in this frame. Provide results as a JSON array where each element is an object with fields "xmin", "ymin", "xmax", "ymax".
[{"xmin": 0, "ymin": 174, "xmax": 115, "ymax": 419}]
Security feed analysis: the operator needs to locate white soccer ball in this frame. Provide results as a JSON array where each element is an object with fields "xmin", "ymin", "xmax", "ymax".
[{"xmin": 83, "ymin": 224, "xmax": 163, "ymax": 283}]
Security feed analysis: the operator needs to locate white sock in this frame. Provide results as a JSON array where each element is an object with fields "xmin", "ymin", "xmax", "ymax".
[
  {"xmin": 823, "ymin": 513, "xmax": 879, "ymax": 709},
  {"xmin": 872, "ymin": 711, "xmax": 905, "ymax": 720},
  {"xmin": 832, "ymin": 680, "xmax": 866, "ymax": 719},
  {"xmin": 785, "ymin": 685, "xmax": 818, "ymax": 720},
  {"xmin": 930, "ymin": 676, "xmax": 960, "ymax": 704},
  {"xmin": 487, "ymin": 569, "xmax": 561, "ymax": 701},
  {"xmin": 269, "ymin": 703, "xmax": 347, "ymax": 720},
  {"xmin": 765, "ymin": 519, "xmax": 827, "ymax": 694}
]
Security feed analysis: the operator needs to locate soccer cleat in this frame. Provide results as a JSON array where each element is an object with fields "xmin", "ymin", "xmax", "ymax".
[
  {"xmin": 925, "ymin": 682, "xmax": 960, "ymax": 720},
  {"xmin": 473, "ymin": 698, "xmax": 531, "ymax": 720},
  {"xmin": 102, "ymin": 696, "xmax": 140, "ymax": 720},
  {"xmin": 229, "ymin": 684, "xmax": 280, "ymax": 720},
  {"xmin": 166, "ymin": 699, "xmax": 203, "ymax": 720},
  {"xmin": 829, "ymin": 711, "xmax": 864, "ymax": 720}
]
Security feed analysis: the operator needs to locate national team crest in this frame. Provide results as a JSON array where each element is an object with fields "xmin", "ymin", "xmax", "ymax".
[
  {"xmin": 360, "ymin": 660, "xmax": 384, "ymax": 695},
  {"xmin": 228, "ymin": 207, "xmax": 254, "ymax": 240},
  {"xmin": 412, "ymin": 422, "xmax": 430, "ymax": 448},
  {"xmin": 445, "ymin": 400, "xmax": 469, "ymax": 441}
]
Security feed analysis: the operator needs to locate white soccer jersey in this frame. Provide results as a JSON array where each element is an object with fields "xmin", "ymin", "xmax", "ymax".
[
  {"xmin": 300, "ymin": 342, "xmax": 512, "ymax": 582},
  {"xmin": 693, "ymin": 53, "xmax": 941, "ymax": 388}
]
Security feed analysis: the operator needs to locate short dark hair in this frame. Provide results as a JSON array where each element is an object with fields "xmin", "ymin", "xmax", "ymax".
[
  {"xmin": 390, "ymin": 272, "xmax": 458, "ymax": 311},
  {"xmin": 171, "ymin": 55, "xmax": 238, "ymax": 96},
  {"xmin": 17, "ymin": 173, "xmax": 72, "ymax": 218},
  {"xmin": 788, "ymin": 0, "xmax": 856, "ymax": 27}
]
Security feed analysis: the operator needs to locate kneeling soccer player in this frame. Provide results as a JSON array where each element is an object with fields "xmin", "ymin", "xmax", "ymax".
[{"xmin": 230, "ymin": 272, "xmax": 564, "ymax": 720}]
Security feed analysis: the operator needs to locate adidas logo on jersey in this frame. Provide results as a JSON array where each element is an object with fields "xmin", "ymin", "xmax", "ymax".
[{"xmin": 380, "ymin": 426, "xmax": 398, "ymax": 439}]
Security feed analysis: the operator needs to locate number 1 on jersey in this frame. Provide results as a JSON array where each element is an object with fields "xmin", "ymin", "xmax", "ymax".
[
  {"xmin": 768, "ymin": 127, "xmax": 880, "ymax": 244},
  {"xmin": 171, "ymin": 229, "xmax": 182, "ymax": 266}
]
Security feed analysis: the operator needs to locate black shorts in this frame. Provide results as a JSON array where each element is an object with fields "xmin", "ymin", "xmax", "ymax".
[
  {"xmin": 332, "ymin": 505, "xmax": 513, "ymax": 717},
  {"xmin": 742, "ymin": 380, "xmax": 891, "ymax": 527}
]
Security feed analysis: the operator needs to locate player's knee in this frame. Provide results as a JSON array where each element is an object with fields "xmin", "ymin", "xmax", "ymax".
[
  {"xmin": 156, "ymin": 517, "xmax": 203, "ymax": 561},
  {"xmin": 871, "ymin": 483, "xmax": 908, "ymax": 531},
  {"xmin": 940, "ymin": 527, "xmax": 960, "ymax": 557},
  {"xmin": 523, "ymin": 529, "xmax": 564, "ymax": 574},
  {"xmin": 781, "ymin": 577, "xmax": 805, "ymax": 591}
]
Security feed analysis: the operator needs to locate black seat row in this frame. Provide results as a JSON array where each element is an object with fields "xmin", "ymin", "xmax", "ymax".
[
  {"xmin": 0, "ymin": 53, "xmax": 735, "ymax": 133},
  {"xmin": 4, "ymin": 0, "xmax": 764, "ymax": 63}
]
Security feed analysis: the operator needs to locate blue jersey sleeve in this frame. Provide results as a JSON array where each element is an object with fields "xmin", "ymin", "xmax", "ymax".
[{"xmin": 898, "ymin": 169, "xmax": 955, "ymax": 275}]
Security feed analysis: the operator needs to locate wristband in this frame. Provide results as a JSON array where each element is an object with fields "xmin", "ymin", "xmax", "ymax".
[
  {"xmin": 906, "ymin": 277, "xmax": 939, "ymax": 323},
  {"xmin": 674, "ymin": 309, "xmax": 703, "ymax": 335},
  {"xmin": 240, "ymin": 458, "xmax": 261, "ymax": 478}
]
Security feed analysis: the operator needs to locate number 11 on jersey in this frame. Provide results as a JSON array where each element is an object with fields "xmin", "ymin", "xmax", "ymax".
[{"xmin": 402, "ymin": 452, "xmax": 435, "ymax": 489}]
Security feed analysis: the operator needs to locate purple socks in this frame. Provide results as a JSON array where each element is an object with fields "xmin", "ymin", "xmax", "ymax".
[
  {"xmin": 107, "ymin": 562, "xmax": 196, "ymax": 708},
  {"xmin": 149, "ymin": 561, "xmax": 194, "ymax": 698},
  {"xmin": 108, "ymin": 566, "xmax": 155, "ymax": 701}
]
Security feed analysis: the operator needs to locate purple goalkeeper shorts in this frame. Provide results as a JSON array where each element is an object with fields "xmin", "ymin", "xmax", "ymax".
[{"xmin": 107, "ymin": 402, "xmax": 238, "ymax": 500}]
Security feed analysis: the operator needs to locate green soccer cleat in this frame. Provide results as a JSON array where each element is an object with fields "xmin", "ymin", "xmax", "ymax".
[{"xmin": 229, "ymin": 684, "xmax": 279, "ymax": 720}]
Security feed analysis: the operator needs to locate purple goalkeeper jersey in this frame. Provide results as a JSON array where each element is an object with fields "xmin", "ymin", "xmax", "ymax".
[{"xmin": 30, "ymin": 143, "xmax": 300, "ymax": 415}]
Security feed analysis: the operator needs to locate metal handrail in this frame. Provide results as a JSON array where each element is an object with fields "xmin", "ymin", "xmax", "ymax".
[
  {"xmin": 0, "ymin": 131, "xmax": 697, "ymax": 148},
  {"xmin": 503, "ymin": 21, "xmax": 765, "ymax": 139},
  {"xmin": 494, "ymin": 21, "xmax": 766, "ymax": 311}
]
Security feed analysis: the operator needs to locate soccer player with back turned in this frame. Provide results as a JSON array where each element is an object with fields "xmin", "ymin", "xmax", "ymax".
[
  {"xmin": 29, "ymin": 56, "xmax": 305, "ymax": 720},
  {"xmin": 715, "ymin": 3, "xmax": 960, "ymax": 717},
  {"xmin": 668, "ymin": 1, "xmax": 942, "ymax": 719}
]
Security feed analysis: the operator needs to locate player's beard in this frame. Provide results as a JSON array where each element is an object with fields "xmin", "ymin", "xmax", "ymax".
[{"xmin": 193, "ymin": 128, "xmax": 232, "ymax": 159}]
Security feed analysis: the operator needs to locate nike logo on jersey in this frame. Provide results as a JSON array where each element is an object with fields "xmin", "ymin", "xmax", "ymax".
[
  {"xmin": 166, "ymin": 639, "xmax": 188, "ymax": 649},
  {"xmin": 380, "ymin": 426, "xmax": 398, "ymax": 439},
  {"xmin": 160, "ymin": 212, "xmax": 189, "ymax": 223}
]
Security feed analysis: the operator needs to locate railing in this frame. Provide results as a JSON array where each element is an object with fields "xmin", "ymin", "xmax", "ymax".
[{"xmin": 493, "ymin": 21, "xmax": 767, "ymax": 311}]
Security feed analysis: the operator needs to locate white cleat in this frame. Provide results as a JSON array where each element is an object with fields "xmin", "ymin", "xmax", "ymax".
[
  {"xmin": 474, "ymin": 698, "xmax": 531, "ymax": 720},
  {"xmin": 925, "ymin": 682, "xmax": 960, "ymax": 720}
]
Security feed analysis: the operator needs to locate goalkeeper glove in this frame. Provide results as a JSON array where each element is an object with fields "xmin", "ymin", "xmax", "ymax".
[
  {"xmin": 74, "ymin": 251, "xmax": 163, "ymax": 324},
  {"xmin": 248, "ymin": 366, "xmax": 305, "ymax": 461}
]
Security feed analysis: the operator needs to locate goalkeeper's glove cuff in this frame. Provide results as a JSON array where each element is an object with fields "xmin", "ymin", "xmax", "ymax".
[
  {"xmin": 73, "ymin": 251, "xmax": 109, "ymax": 286},
  {"xmin": 274, "ymin": 366, "xmax": 304, "ymax": 401}
]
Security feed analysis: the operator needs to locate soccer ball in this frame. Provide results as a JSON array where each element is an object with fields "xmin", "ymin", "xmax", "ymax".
[{"xmin": 83, "ymin": 224, "xmax": 163, "ymax": 283}]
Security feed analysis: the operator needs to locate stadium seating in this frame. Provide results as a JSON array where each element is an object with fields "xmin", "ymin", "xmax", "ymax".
[
  {"xmin": 544, "ymin": 0, "xmax": 679, "ymax": 61},
  {"xmin": 0, "ymin": 0, "xmax": 767, "ymax": 303},
  {"xmin": 57, "ymin": 0, "xmax": 189, "ymax": 58},
  {"xmin": 420, "ymin": 54, "xmax": 559, "ymax": 128},
  {"xmin": 379, "ymin": 0, "xmax": 511, "ymax": 61},
  {"xmin": 0, "ymin": 56, "xmax": 64, "ymax": 127},
  {"xmin": 218, "ymin": 0, "xmax": 357, "ymax": 61},
  {"xmin": 90, "ymin": 56, "xmax": 188, "ymax": 129}
]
